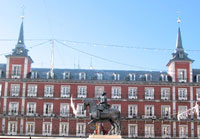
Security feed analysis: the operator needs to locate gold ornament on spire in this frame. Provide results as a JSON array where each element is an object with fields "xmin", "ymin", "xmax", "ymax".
[{"xmin": 177, "ymin": 18, "xmax": 181, "ymax": 23}]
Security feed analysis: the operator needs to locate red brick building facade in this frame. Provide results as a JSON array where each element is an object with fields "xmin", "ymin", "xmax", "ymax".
[{"xmin": 0, "ymin": 20, "xmax": 200, "ymax": 138}]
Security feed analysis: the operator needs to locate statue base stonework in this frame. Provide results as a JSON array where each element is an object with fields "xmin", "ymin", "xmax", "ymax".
[{"xmin": 88, "ymin": 134, "xmax": 122, "ymax": 139}]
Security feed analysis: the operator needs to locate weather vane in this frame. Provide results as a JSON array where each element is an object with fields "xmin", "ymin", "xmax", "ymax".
[
  {"xmin": 176, "ymin": 11, "xmax": 181, "ymax": 25},
  {"xmin": 21, "ymin": 5, "xmax": 25, "ymax": 20}
]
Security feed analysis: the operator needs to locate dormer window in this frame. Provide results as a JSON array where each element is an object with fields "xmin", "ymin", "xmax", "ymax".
[
  {"xmin": 47, "ymin": 72, "xmax": 55, "ymax": 79},
  {"xmin": 11, "ymin": 65, "xmax": 21, "ymax": 78},
  {"xmin": 178, "ymin": 69, "xmax": 187, "ymax": 82},
  {"xmin": 31, "ymin": 71, "xmax": 38, "ymax": 79},
  {"xmin": 128, "ymin": 73, "xmax": 136, "ymax": 81},
  {"xmin": 196, "ymin": 74, "xmax": 200, "ymax": 83},
  {"xmin": 0, "ymin": 70, "xmax": 2, "ymax": 78},
  {"xmin": 178, "ymin": 52, "xmax": 183, "ymax": 58},
  {"xmin": 63, "ymin": 72, "xmax": 70, "ymax": 80},
  {"xmin": 113, "ymin": 73, "xmax": 120, "ymax": 81},
  {"xmin": 145, "ymin": 74, "xmax": 152, "ymax": 81},
  {"xmin": 160, "ymin": 74, "xmax": 168, "ymax": 81},
  {"xmin": 79, "ymin": 72, "xmax": 86, "ymax": 80},
  {"xmin": 96, "ymin": 73, "xmax": 103, "ymax": 80}
]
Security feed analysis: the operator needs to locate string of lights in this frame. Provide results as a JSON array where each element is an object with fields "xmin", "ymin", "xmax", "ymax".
[
  {"xmin": 0, "ymin": 38, "xmax": 200, "ymax": 52},
  {"xmin": 56, "ymin": 39, "xmax": 160, "ymax": 71}
]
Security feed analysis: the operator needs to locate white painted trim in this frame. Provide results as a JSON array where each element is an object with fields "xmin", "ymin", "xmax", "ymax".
[
  {"xmin": 3, "ymin": 82, "xmax": 8, "ymax": 112},
  {"xmin": 24, "ymin": 57, "xmax": 28, "ymax": 78},
  {"xmin": 173, "ymin": 122, "xmax": 176, "ymax": 137},
  {"xmin": 6, "ymin": 57, "xmax": 10, "ymax": 78},
  {"xmin": 190, "ymin": 62, "xmax": 193, "ymax": 83}
]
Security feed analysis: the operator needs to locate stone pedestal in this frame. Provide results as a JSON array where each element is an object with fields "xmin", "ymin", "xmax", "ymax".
[{"xmin": 88, "ymin": 135, "xmax": 122, "ymax": 139}]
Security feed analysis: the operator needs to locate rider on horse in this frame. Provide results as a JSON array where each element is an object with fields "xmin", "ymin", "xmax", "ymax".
[{"xmin": 97, "ymin": 91, "xmax": 110, "ymax": 119}]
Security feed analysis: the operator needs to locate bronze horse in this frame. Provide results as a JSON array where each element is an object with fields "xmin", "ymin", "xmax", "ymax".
[{"xmin": 83, "ymin": 98, "xmax": 121, "ymax": 135}]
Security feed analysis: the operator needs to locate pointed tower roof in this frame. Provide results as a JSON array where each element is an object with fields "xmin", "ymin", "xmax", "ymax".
[
  {"xmin": 17, "ymin": 21, "xmax": 24, "ymax": 45},
  {"xmin": 167, "ymin": 19, "xmax": 193, "ymax": 66},
  {"xmin": 6, "ymin": 17, "xmax": 33, "ymax": 63}
]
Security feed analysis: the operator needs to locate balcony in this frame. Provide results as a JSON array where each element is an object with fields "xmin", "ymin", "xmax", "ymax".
[
  {"xmin": 77, "ymin": 94, "xmax": 87, "ymax": 98},
  {"xmin": 10, "ymin": 92, "xmax": 19, "ymax": 97},
  {"xmin": 145, "ymin": 96, "xmax": 154, "ymax": 100},
  {"xmin": 60, "ymin": 93, "xmax": 70, "ymax": 98},
  {"xmin": 44, "ymin": 92, "xmax": 54, "ymax": 97},
  {"xmin": 178, "ymin": 97, "xmax": 187, "ymax": 101},
  {"xmin": 128, "ymin": 95, "xmax": 137, "ymax": 100},
  {"xmin": 8, "ymin": 111, "xmax": 18, "ymax": 116},
  {"xmin": 111, "ymin": 96, "xmax": 121, "ymax": 99},
  {"xmin": 161, "ymin": 96, "xmax": 170, "ymax": 101},
  {"xmin": 142, "ymin": 115, "xmax": 156, "ymax": 119},
  {"xmin": 27, "ymin": 92, "xmax": 37, "ymax": 97},
  {"xmin": 11, "ymin": 73, "xmax": 21, "ymax": 79}
]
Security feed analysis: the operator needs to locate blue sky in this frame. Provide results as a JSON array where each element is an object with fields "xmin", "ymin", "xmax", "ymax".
[{"xmin": 0, "ymin": 0, "xmax": 200, "ymax": 71}]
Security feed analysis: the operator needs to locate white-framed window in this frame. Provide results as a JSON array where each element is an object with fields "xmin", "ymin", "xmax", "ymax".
[
  {"xmin": 128, "ymin": 87, "xmax": 137, "ymax": 99},
  {"xmin": 76, "ymin": 123, "xmax": 86, "ymax": 136},
  {"xmin": 60, "ymin": 85, "xmax": 70, "ymax": 98},
  {"xmin": 44, "ymin": 85, "xmax": 54, "ymax": 97},
  {"xmin": 113, "ymin": 73, "xmax": 120, "ymax": 81},
  {"xmin": 178, "ymin": 69, "xmax": 187, "ymax": 82},
  {"xmin": 59, "ymin": 122, "xmax": 69, "ymax": 136},
  {"xmin": 79, "ymin": 72, "xmax": 86, "ymax": 80},
  {"xmin": 179, "ymin": 125, "xmax": 188, "ymax": 138},
  {"xmin": 196, "ymin": 74, "xmax": 200, "ymax": 82},
  {"xmin": 63, "ymin": 72, "xmax": 70, "ymax": 80},
  {"xmin": 145, "ymin": 105, "xmax": 154, "ymax": 117},
  {"xmin": 197, "ymin": 125, "xmax": 200, "ymax": 138},
  {"xmin": 178, "ymin": 88, "xmax": 187, "ymax": 100},
  {"xmin": 26, "ymin": 122, "xmax": 35, "ymax": 135},
  {"xmin": 145, "ymin": 124, "xmax": 154, "ymax": 138},
  {"xmin": 77, "ymin": 86, "xmax": 87, "ymax": 98},
  {"xmin": 27, "ymin": 84, "xmax": 37, "ymax": 97},
  {"xmin": 111, "ymin": 86, "xmax": 121, "ymax": 99},
  {"xmin": 196, "ymin": 88, "xmax": 200, "ymax": 101},
  {"xmin": 0, "ymin": 84, "xmax": 2, "ymax": 96},
  {"xmin": 46, "ymin": 72, "xmax": 55, "ymax": 79},
  {"xmin": 77, "ymin": 103, "xmax": 86, "ymax": 117},
  {"xmin": 8, "ymin": 121, "xmax": 18, "ymax": 135},
  {"xmin": 128, "ymin": 73, "xmax": 136, "ymax": 81},
  {"xmin": 9, "ymin": 102, "xmax": 19, "ymax": 115},
  {"xmin": 27, "ymin": 102, "xmax": 36, "ymax": 116},
  {"xmin": 162, "ymin": 125, "xmax": 171, "ymax": 138},
  {"xmin": 43, "ymin": 103, "xmax": 53, "ymax": 116},
  {"xmin": 145, "ymin": 74, "xmax": 152, "ymax": 81},
  {"xmin": 161, "ymin": 105, "xmax": 170, "ymax": 119},
  {"xmin": 12, "ymin": 65, "xmax": 21, "ymax": 78},
  {"xmin": 128, "ymin": 124, "xmax": 137, "ymax": 137},
  {"xmin": 160, "ymin": 74, "xmax": 168, "ymax": 81},
  {"xmin": 161, "ymin": 88, "xmax": 170, "ymax": 100},
  {"xmin": 60, "ymin": 103, "xmax": 69, "ymax": 117},
  {"xmin": 95, "ymin": 86, "xmax": 104, "ymax": 98},
  {"xmin": 42, "ymin": 122, "xmax": 52, "ymax": 136},
  {"xmin": 128, "ymin": 105, "xmax": 137, "ymax": 118},
  {"xmin": 96, "ymin": 73, "xmax": 103, "ymax": 80},
  {"xmin": 178, "ymin": 106, "xmax": 187, "ymax": 119},
  {"xmin": 31, "ymin": 71, "xmax": 38, "ymax": 79},
  {"xmin": 145, "ymin": 88, "xmax": 154, "ymax": 100},
  {"xmin": 112, "ymin": 104, "xmax": 121, "ymax": 112},
  {"xmin": 10, "ymin": 84, "xmax": 20, "ymax": 97}
]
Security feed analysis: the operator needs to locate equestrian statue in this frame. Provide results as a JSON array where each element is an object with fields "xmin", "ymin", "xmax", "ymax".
[{"xmin": 83, "ymin": 91, "xmax": 121, "ymax": 135}]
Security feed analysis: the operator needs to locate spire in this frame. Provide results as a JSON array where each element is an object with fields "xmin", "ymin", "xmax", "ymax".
[
  {"xmin": 167, "ymin": 18, "xmax": 193, "ymax": 66},
  {"xmin": 17, "ymin": 16, "xmax": 25, "ymax": 46},
  {"xmin": 176, "ymin": 19, "xmax": 183, "ymax": 51}
]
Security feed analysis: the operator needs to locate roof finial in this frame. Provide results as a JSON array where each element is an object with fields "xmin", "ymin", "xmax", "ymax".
[
  {"xmin": 21, "ymin": 5, "xmax": 25, "ymax": 21},
  {"xmin": 176, "ymin": 11, "xmax": 181, "ymax": 27}
]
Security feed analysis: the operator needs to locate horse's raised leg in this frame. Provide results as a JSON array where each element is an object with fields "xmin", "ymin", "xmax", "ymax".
[{"xmin": 108, "ymin": 120, "xmax": 115, "ymax": 135}]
